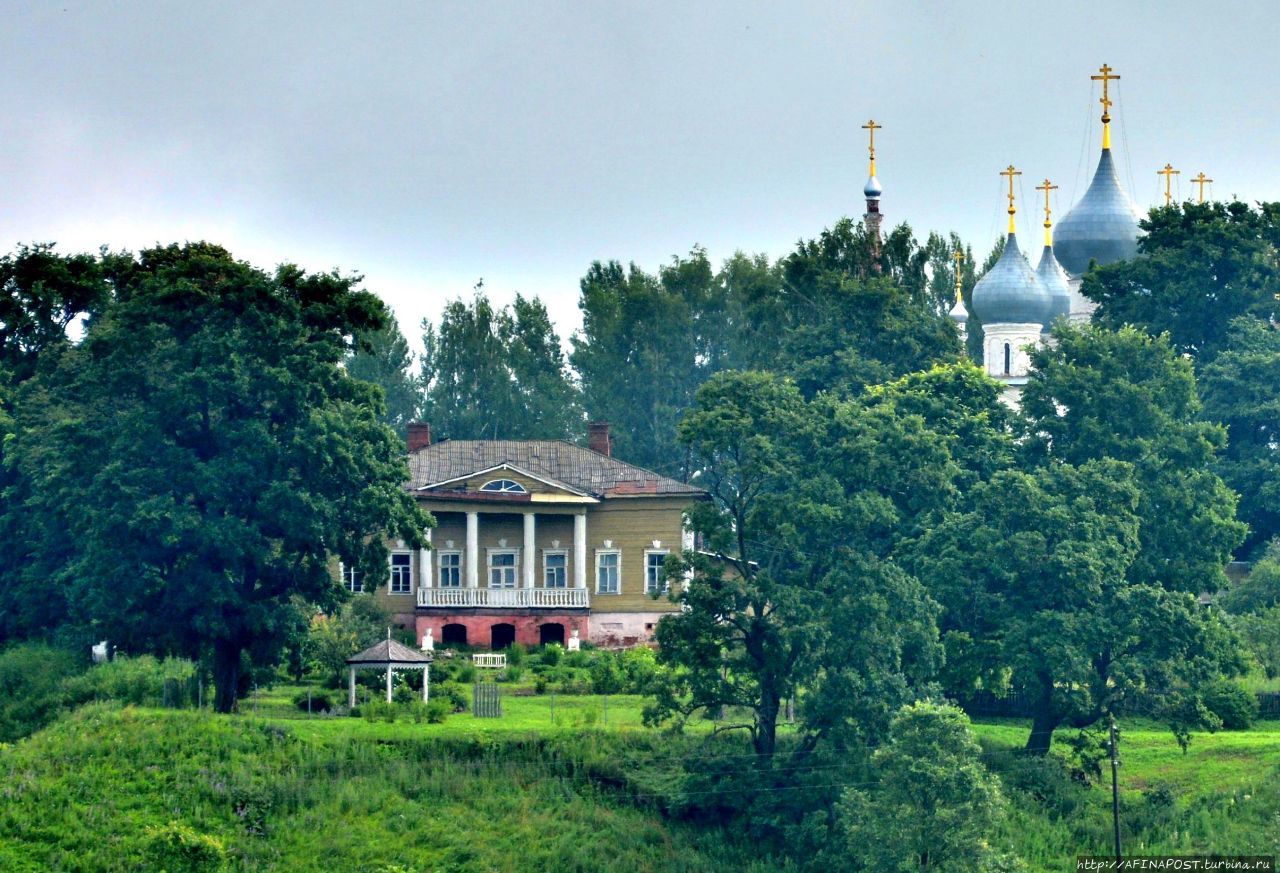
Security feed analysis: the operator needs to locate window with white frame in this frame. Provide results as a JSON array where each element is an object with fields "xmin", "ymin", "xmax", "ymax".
[
  {"xmin": 437, "ymin": 551, "xmax": 462, "ymax": 588},
  {"xmin": 342, "ymin": 564, "xmax": 364, "ymax": 593},
  {"xmin": 489, "ymin": 550, "xmax": 518, "ymax": 588},
  {"xmin": 388, "ymin": 552, "xmax": 413, "ymax": 594},
  {"xmin": 596, "ymin": 550, "xmax": 620, "ymax": 594},
  {"xmin": 544, "ymin": 551, "xmax": 567, "ymax": 588},
  {"xmin": 645, "ymin": 550, "xmax": 670, "ymax": 594},
  {"xmin": 479, "ymin": 478, "xmax": 526, "ymax": 493}
]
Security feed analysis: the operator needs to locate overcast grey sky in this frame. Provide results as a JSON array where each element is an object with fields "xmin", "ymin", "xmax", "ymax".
[{"xmin": 2, "ymin": 1, "xmax": 1276, "ymax": 351}]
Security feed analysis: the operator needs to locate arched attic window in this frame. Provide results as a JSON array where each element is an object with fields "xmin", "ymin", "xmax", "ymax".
[{"xmin": 479, "ymin": 479, "xmax": 526, "ymax": 494}]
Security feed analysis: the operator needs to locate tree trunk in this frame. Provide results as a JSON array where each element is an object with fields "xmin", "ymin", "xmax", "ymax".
[
  {"xmin": 755, "ymin": 685, "xmax": 780, "ymax": 759},
  {"xmin": 213, "ymin": 638, "xmax": 242, "ymax": 714},
  {"xmin": 1025, "ymin": 681, "xmax": 1060, "ymax": 756}
]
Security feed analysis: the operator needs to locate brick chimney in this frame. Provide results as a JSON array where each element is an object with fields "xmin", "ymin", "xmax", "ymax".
[
  {"xmin": 407, "ymin": 422, "xmax": 432, "ymax": 453},
  {"xmin": 587, "ymin": 421, "xmax": 611, "ymax": 457}
]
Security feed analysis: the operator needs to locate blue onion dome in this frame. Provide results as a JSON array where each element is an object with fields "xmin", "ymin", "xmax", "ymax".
[
  {"xmin": 1035, "ymin": 245, "xmax": 1073, "ymax": 328},
  {"xmin": 1052, "ymin": 149, "xmax": 1142, "ymax": 276},
  {"xmin": 864, "ymin": 174, "xmax": 882, "ymax": 198},
  {"xmin": 971, "ymin": 233, "xmax": 1052, "ymax": 326}
]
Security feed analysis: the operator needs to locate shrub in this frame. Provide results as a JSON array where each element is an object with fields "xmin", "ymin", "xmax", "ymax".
[
  {"xmin": 360, "ymin": 699, "xmax": 398, "ymax": 723},
  {"xmin": 142, "ymin": 821, "xmax": 227, "ymax": 872},
  {"xmin": 458, "ymin": 663, "xmax": 476, "ymax": 684},
  {"xmin": 590, "ymin": 652, "xmax": 625, "ymax": 695},
  {"xmin": 426, "ymin": 699, "xmax": 451, "ymax": 723},
  {"xmin": 541, "ymin": 643, "xmax": 564, "ymax": 666},
  {"xmin": 565, "ymin": 648, "xmax": 590, "ymax": 669},
  {"xmin": 60, "ymin": 654, "xmax": 196, "ymax": 709},
  {"xmin": 504, "ymin": 666, "xmax": 524, "ymax": 683},
  {"xmin": 0, "ymin": 643, "xmax": 85, "ymax": 742},
  {"xmin": 436, "ymin": 683, "xmax": 469, "ymax": 712},
  {"xmin": 1202, "ymin": 680, "xmax": 1260, "ymax": 730},
  {"xmin": 620, "ymin": 646, "xmax": 661, "ymax": 694},
  {"xmin": 505, "ymin": 643, "xmax": 527, "ymax": 666},
  {"xmin": 404, "ymin": 700, "xmax": 429, "ymax": 723},
  {"xmin": 292, "ymin": 690, "xmax": 333, "ymax": 713},
  {"xmin": 393, "ymin": 680, "xmax": 420, "ymax": 705}
]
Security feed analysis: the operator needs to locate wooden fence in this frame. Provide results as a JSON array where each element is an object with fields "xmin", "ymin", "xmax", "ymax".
[{"xmin": 473, "ymin": 682, "xmax": 502, "ymax": 718}]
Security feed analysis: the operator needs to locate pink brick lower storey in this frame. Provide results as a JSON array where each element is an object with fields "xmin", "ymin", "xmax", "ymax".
[{"xmin": 414, "ymin": 613, "xmax": 588, "ymax": 649}]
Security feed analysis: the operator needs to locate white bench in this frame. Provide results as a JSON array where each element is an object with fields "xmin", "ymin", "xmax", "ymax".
[{"xmin": 472, "ymin": 653, "xmax": 507, "ymax": 670}]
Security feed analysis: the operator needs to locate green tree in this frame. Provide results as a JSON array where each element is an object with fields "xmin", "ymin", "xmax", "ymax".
[
  {"xmin": 1084, "ymin": 201, "xmax": 1280, "ymax": 362},
  {"xmin": 906, "ymin": 459, "xmax": 1245, "ymax": 754},
  {"xmin": 422, "ymin": 289, "xmax": 581, "ymax": 441},
  {"xmin": 838, "ymin": 702, "xmax": 1019, "ymax": 873},
  {"xmin": 571, "ymin": 252, "xmax": 709, "ymax": 475},
  {"xmin": 1021, "ymin": 324, "xmax": 1245, "ymax": 592},
  {"xmin": 9, "ymin": 243, "xmax": 429, "ymax": 711},
  {"xmin": 0, "ymin": 243, "xmax": 111, "ymax": 386},
  {"xmin": 345, "ymin": 314, "xmax": 422, "ymax": 437},
  {"xmin": 1199, "ymin": 319, "xmax": 1280, "ymax": 554},
  {"xmin": 649, "ymin": 371, "xmax": 946, "ymax": 759},
  {"xmin": 768, "ymin": 219, "xmax": 962, "ymax": 398}
]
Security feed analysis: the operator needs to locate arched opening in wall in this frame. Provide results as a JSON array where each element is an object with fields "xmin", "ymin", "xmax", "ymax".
[
  {"xmin": 441, "ymin": 623, "xmax": 468, "ymax": 646},
  {"xmin": 539, "ymin": 622, "xmax": 565, "ymax": 647},
  {"xmin": 1003, "ymin": 343, "xmax": 1011, "ymax": 376},
  {"xmin": 491, "ymin": 623, "xmax": 516, "ymax": 650}
]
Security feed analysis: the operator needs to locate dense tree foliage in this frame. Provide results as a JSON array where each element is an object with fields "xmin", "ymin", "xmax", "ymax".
[
  {"xmin": 1085, "ymin": 202, "xmax": 1280, "ymax": 362},
  {"xmin": 1021, "ymin": 325, "xmax": 1245, "ymax": 592},
  {"xmin": 1199, "ymin": 319, "xmax": 1280, "ymax": 554},
  {"xmin": 345, "ymin": 314, "xmax": 422, "ymax": 437},
  {"xmin": 838, "ymin": 703, "xmax": 1017, "ymax": 872},
  {"xmin": 650, "ymin": 370, "xmax": 947, "ymax": 759},
  {"xmin": 6, "ymin": 243, "xmax": 429, "ymax": 711},
  {"xmin": 423, "ymin": 290, "xmax": 581, "ymax": 441}
]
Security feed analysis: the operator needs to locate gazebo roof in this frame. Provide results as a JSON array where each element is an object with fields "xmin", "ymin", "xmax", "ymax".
[{"xmin": 346, "ymin": 638, "xmax": 433, "ymax": 666}]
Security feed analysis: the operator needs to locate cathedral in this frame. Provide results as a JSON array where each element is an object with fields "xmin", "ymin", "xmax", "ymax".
[{"xmin": 867, "ymin": 64, "xmax": 1145, "ymax": 407}]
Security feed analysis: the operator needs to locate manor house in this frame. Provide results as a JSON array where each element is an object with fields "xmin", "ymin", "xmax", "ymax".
[{"xmin": 345, "ymin": 422, "xmax": 704, "ymax": 649}]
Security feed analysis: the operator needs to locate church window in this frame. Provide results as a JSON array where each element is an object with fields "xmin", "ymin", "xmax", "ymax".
[
  {"xmin": 479, "ymin": 478, "xmax": 526, "ymax": 493},
  {"xmin": 1003, "ymin": 343, "xmax": 1011, "ymax": 376}
]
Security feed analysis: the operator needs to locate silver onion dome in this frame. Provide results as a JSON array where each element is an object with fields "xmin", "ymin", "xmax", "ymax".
[
  {"xmin": 864, "ymin": 174, "xmax": 882, "ymax": 198},
  {"xmin": 1052, "ymin": 149, "xmax": 1141, "ymax": 276},
  {"xmin": 971, "ymin": 233, "xmax": 1052, "ymax": 326},
  {"xmin": 948, "ymin": 296, "xmax": 968, "ymax": 324},
  {"xmin": 1035, "ymin": 244, "xmax": 1073, "ymax": 329}
]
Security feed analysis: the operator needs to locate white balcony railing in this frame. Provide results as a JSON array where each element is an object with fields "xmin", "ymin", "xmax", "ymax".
[{"xmin": 417, "ymin": 587, "xmax": 590, "ymax": 609}]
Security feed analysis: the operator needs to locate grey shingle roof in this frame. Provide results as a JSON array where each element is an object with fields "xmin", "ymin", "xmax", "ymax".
[
  {"xmin": 346, "ymin": 638, "xmax": 433, "ymax": 665},
  {"xmin": 409, "ymin": 440, "xmax": 703, "ymax": 499}
]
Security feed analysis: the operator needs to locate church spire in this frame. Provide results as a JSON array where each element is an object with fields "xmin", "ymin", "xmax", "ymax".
[
  {"xmin": 861, "ymin": 119, "xmax": 883, "ymax": 267},
  {"xmin": 1091, "ymin": 63, "xmax": 1120, "ymax": 150}
]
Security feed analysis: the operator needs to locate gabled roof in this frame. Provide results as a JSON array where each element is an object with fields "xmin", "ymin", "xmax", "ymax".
[
  {"xmin": 409, "ymin": 440, "xmax": 704, "ymax": 499},
  {"xmin": 422, "ymin": 461, "xmax": 592, "ymax": 498},
  {"xmin": 346, "ymin": 638, "xmax": 433, "ymax": 665}
]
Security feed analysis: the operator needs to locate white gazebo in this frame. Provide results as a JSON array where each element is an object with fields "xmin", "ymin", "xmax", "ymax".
[{"xmin": 345, "ymin": 634, "xmax": 434, "ymax": 706}]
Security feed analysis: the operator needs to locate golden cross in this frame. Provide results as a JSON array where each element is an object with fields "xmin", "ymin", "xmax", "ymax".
[
  {"xmin": 861, "ymin": 119, "xmax": 881, "ymax": 161},
  {"xmin": 1000, "ymin": 165, "xmax": 1022, "ymax": 234},
  {"xmin": 1091, "ymin": 63, "xmax": 1120, "ymax": 123},
  {"xmin": 1191, "ymin": 171, "xmax": 1213, "ymax": 203},
  {"xmin": 1158, "ymin": 164, "xmax": 1180, "ymax": 206},
  {"xmin": 952, "ymin": 249, "xmax": 965, "ymax": 302},
  {"xmin": 1035, "ymin": 178, "xmax": 1058, "ymax": 227}
]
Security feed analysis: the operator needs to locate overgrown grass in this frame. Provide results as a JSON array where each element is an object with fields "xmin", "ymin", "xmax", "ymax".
[{"xmin": 0, "ymin": 705, "xmax": 770, "ymax": 872}]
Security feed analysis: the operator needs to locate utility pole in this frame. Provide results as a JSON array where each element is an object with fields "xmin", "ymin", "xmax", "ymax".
[{"xmin": 1109, "ymin": 712, "xmax": 1122, "ymax": 863}]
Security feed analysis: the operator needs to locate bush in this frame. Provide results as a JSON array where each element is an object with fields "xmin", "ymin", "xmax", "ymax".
[
  {"xmin": 60, "ymin": 654, "xmax": 197, "ymax": 709},
  {"xmin": 505, "ymin": 643, "xmax": 527, "ymax": 666},
  {"xmin": 1202, "ymin": 680, "xmax": 1260, "ymax": 730},
  {"xmin": 142, "ymin": 821, "xmax": 227, "ymax": 872},
  {"xmin": 503, "ymin": 666, "xmax": 524, "ymax": 683},
  {"xmin": 590, "ymin": 652, "xmax": 625, "ymax": 695},
  {"xmin": 458, "ymin": 663, "xmax": 477, "ymax": 684},
  {"xmin": 360, "ymin": 699, "xmax": 398, "ymax": 723},
  {"xmin": 0, "ymin": 643, "xmax": 85, "ymax": 742},
  {"xmin": 565, "ymin": 649, "xmax": 590, "ymax": 669},
  {"xmin": 436, "ymin": 683, "xmax": 469, "ymax": 712},
  {"xmin": 292, "ymin": 690, "xmax": 333, "ymax": 713},
  {"xmin": 426, "ymin": 698, "xmax": 451, "ymax": 723},
  {"xmin": 541, "ymin": 643, "xmax": 564, "ymax": 666}
]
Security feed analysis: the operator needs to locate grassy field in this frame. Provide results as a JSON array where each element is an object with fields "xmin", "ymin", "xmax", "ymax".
[{"xmin": 2, "ymin": 673, "xmax": 1279, "ymax": 872}]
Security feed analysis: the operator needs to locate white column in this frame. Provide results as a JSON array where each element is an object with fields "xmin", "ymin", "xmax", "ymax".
[
  {"xmin": 573, "ymin": 512, "xmax": 587, "ymax": 589},
  {"xmin": 523, "ymin": 513, "xmax": 536, "ymax": 589},
  {"xmin": 466, "ymin": 511, "xmax": 479, "ymax": 588},
  {"xmin": 348, "ymin": 667, "xmax": 356, "ymax": 708},
  {"xmin": 385, "ymin": 665, "xmax": 393, "ymax": 702},
  {"xmin": 419, "ymin": 527, "xmax": 433, "ymax": 589},
  {"xmin": 423, "ymin": 665, "xmax": 430, "ymax": 702}
]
